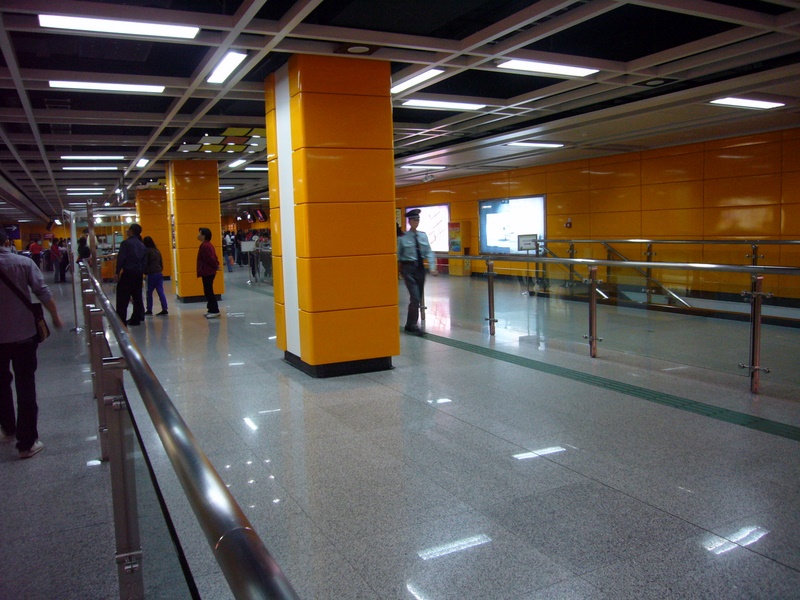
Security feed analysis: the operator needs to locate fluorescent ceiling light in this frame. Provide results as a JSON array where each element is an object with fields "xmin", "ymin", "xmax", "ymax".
[
  {"xmin": 61, "ymin": 155, "xmax": 123, "ymax": 160},
  {"xmin": 507, "ymin": 142, "xmax": 564, "ymax": 148},
  {"xmin": 498, "ymin": 59, "xmax": 598, "ymax": 77},
  {"xmin": 391, "ymin": 69, "xmax": 444, "ymax": 94},
  {"xmin": 245, "ymin": 166, "xmax": 268, "ymax": 171},
  {"xmin": 207, "ymin": 52, "xmax": 247, "ymax": 84},
  {"xmin": 50, "ymin": 80, "xmax": 165, "ymax": 94},
  {"xmin": 38, "ymin": 14, "xmax": 199, "ymax": 39},
  {"xmin": 229, "ymin": 159, "xmax": 246, "ymax": 168},
  {"xmin": 403, "ymin": 99, "xmax": 485, "ymax": 111},
  {"xmin": 219, "ymin": 186, "xmax": 235, "ymax": 190},
  {"xmin": 710, "ymin": 97, "xmax": 784, "ymax": 110},
  {"xmin": 136, "ymin": 158, "xmax": 150, "ymax": 168},
  {"xmin": 67, "ymin": 187, "xmax": 104, "ymax": 191},
  {"xmin": 403, "ymin": 165, "xmax": 446, "ymax": 170},
  {"xmin": 63, "ymin": 166, "xmax": 118, "ymax": 171},
  {"xmin": 68, "ymin": 192, "xmax": 105, "ymax": 196}
]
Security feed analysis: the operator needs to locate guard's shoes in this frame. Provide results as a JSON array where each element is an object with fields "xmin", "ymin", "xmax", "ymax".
[
  {"xmin": 404, "ymin": 325, "xmax": 422, "ymax": 334},
  {"xmin": 156, "ymin": 310, "xmax": 168, "ymax": 316},
  {"xmin": 19, "ymin": 440, "xmax": 44, "ymax": 459},
  {"xmin": 144, "ymin": 310, "xmax": 153, "ymax": 316},
  {"xmin": 205, "ymin": 312, "xmax": 221, "ymax": 319}
]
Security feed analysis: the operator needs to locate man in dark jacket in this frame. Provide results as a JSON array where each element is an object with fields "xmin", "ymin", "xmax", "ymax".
[
  {"xmin": 115, "ymin": 223, "xmax": 147, "ymax": 326},
  {"xmin": 197, "ymin": 227, "xmax": 220, "ymax": 318}
]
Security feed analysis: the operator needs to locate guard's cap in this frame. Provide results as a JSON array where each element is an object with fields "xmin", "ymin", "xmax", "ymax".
[{"xmin": 405, "ymin": 209, "xmax": 421, "ymax": 219}]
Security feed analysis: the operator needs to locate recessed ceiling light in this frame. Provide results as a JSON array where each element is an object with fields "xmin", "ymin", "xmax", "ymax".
[
  {"xmin": 50, "ymin": 80, "xmax": 165, "ymax": 94},
  {"xmin": 391, "ymin": 69, "xmax": 445, "ymax": 94},
  {"xmin": 497, "ymin": 59, "xmax": 597, "ymax": 77},
  {"xmin": 66, "ymin": 187, "xmax": 105, "ymax": 191},
  {"xmin": 136, "ymin": 158, "xmax": 149, "ymax": 168},
  {"xmin": 219, "ymin": 186, "xmax": 235, "ymax": 190},
  {"xmin": 507, "ymin": 142, "xmax": 564, "ymax": 148},
  {"xmin": 229, "ymin": 159, "xmax": 246, "ymax": 168},
  {"xmin": 710, "ymin": 97, "xmax": 785, "ymax": 110},
  {"xmin": 207, "ymin": 51, "xmax": 247, "ymax": 84},
  {"xmin": 245, "ymin": 167, "xmax": 268, "ymax": 171},
  {"xmin": 63, "ymin": 166, "xmax": 118, "ymax": 171},
  {"xmin": 60, "ymin": 155, "xmax": 123, "ymax": 160},
  {"xmin": 402, "ymin": 99, "xmax": 485, "ymax": 111},
  {"xmin": 38, "ymin": 14, "xmax": 199, "ymax": 39}
]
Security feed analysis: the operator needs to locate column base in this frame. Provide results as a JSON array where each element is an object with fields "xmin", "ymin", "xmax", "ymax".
[{"xmin": 284, "ymin": 352, "xmax": 392, "ymax": 378}]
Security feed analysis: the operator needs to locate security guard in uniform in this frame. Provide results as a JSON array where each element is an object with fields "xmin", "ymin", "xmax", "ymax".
[{"xmin": 397, "ymin": 209, "xmax": 437, "ymax": 334}]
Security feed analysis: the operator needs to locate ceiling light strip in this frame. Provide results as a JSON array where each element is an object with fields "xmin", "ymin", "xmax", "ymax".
[
  {"xmin": 38, "ymin": 15, "xmax": 199, "ymax": 39},
  {"xmin": 50, "ymin": 81, "xmax": 165, "ymax": 94}
]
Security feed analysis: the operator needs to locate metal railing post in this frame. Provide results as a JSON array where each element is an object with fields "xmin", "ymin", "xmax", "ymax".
[
  {"xmin": 485, "ymin": 260, "xmax": 498, "ymax": 336},
  {"xmin": 583, "ymin": 266, "xmax": 603, "ymax": 358},
  {"xmin": 739, "ymin": 275, "xmax": 772, "ymax": 394},
  {"xmin": 644, "ymin": 243, "xmax": 654, "ymax": 304},
  {"xmin": 88, "ymin": 309, "xmax": 110, "ymax": 462},
  {"xmin": 102, "ymin": 355, "xmax": 145, "ymax": 600}
]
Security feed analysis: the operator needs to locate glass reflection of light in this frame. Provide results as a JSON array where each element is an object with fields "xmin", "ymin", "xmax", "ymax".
[
  {"xmin": 427, "ymin": 398, "xmax": 452, "ymax": 404},
  {"xmin": 704, "ymin": 526, "xmax": 769, "ymax": 555},
  {"xmin": 258, "ymin": 409, "xmax": 281, "ymax": 414},
  {"xmin": 86, "ymin": 459, "xmax": 102, "ymax": 466},
  {"xmin": 417, "ymin": 534, "xmax": 491, "ymax": 560},
  {"xmin": 514, "ymin": 446, "xmax": 566, "ymax": 460},
  {"xmin": 243, "ymin": 417, "xmax": 258, "ymax": 431}
]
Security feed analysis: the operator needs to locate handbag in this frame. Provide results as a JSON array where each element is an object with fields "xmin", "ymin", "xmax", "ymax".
[{"xmin": 0, "ymin": 268, "xmax": 50, "ymax": 342}]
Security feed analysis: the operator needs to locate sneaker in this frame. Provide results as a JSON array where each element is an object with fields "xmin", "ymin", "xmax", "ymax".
[
  {"xmin": 144, "ymin": 310, "xmax": 153, "ymax": 316},
  {"xmin": 205, "ymin": 312, "xmax": 221, "ymax": 319},
  {"xmin": 19, "ymin": 440, "xmax": 44, "ymax": 459},
  {"xmin": 156, "ymin": 310, "xmax": 168, "ymax": 316}
]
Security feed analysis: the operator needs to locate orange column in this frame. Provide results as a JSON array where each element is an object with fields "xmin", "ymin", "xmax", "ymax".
[
  {"xmin": 265, "ymin": 55, "xmax": 399, "ymax": 377},
  {"xmin": 136, "ymin": 188, "xmax": 173, "ymax": 279},
  {"xmin": 166, "ymin": 160, "xmax": 224, "ymax": 301}
]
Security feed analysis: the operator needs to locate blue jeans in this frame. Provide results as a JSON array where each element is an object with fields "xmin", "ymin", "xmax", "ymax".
[{"xmin": 146, "ymin": 272, "xmax": 168, "ymax": 312}]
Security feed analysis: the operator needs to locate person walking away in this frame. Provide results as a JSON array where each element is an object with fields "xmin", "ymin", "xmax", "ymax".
[
  {"xmin": 29, "ymin": 239, "xmax": 42, "ymax": 268},
  {"xmin": 397, "ymin": 209, "xmax": 438, "ymax": 334},
  {"xmin": 115, "ymin": 224, "xmax": 147, "ymax": 326},
  {"xmin": 0, "ymin": 228, "xmax": 63, "ymax": 459},
  {"xmin": 143, "ymin": 236, "xmax": 168, "ymax": 316},
  {"xmin": 76, "ymin": 236, "xmax": 91, "ymax": 266},
  {"xmin": 197, "ymin": 228, "xmax": 220, "ymax": 318},
  {"xmin": 58, "ymin": 239, "xmax": 69, "ymax": 282},
  {"xmin": 50, "ymin": 239, "xmax": 62, "ymax": 283}
]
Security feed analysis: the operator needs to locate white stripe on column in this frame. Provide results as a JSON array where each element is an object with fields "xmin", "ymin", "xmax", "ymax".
[{"xmin": 275, "ymin": 65, "xmax": 301, "ymax": 355}]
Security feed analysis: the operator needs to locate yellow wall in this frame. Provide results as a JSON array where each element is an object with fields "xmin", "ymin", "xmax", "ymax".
[{"xmin": 397, "ymin": 128, "xmax": 800, "ymax": 299}]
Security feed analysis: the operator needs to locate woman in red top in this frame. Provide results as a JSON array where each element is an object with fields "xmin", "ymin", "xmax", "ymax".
[{"xmin": 196, "ymin": 227, "xmax": 220, "ymax": 318}]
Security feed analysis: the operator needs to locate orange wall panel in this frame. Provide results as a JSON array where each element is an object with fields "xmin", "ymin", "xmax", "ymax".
[
  {"xmin": 642, "ymin": 209, "xmax": 704, "ymax": 238},
  {"xmin": 546, "ymin": 165, "xmax": 589, "ymax": 193},
  {"xmin": 475, "ymin": 177, "xmax": 509, "ymax": 200},
  {"xmin": 509, "ymin": 172, "xmax": 546, "ymax": 197},
  {"xmin": 272, "ymin": 256, "xmax": 284, "ymax": 304},
  {"xmin": 782, "ymin": 204, "xmax": 800, "ymax": 236},
  {"xmin": 704, "ymin": 174, "xmax": 780, "ymax": 208},
  {"xmin": 548, "ymin": 214, "xmax": 589, "ymax": 238},
  {"xmin": 590, "ymin": 186, "xmax": 641, "ymax": 213},
  {"xmin": 704, "ymin": 206, "xmax": 781, "ymax": 237},
  {"xmin": 782, "ymin": 172, "xmax": 800, "ymax": 204},
  {"xmin": 704, "ymin": 141, "xmax": 781, "ymax": 179},
  {"xmin": 295, "ymin": 202, "xmax": 396, "ymax": 258},
  {"xmin": 298, "ymin": 306, "xmax": 400, "ymax": 365},
  {"xmin": 269, "ymin": 207, "xmax": 282, "ymax": 256},
  {"xmin": 590, "ymin": 211, "xmax": 641, "ymax": 237},
  {"xmin": 641, "ymin": 152, "xmax": 703, "ymax": 184},
  {"xmin": 290, "ymin": 93, "xmax": 393, "ymax": 150},
  {"xmin": 297, "ymin": 255, "xmax": 398, "ymax": 312},
  {"xmin": 589, "ymin": 159, "xmax": 641, "ymax": 189},
  {"xmin": 547, "ymin": 190, "xmax": 590, "ymax": 215},
  {"xmin": 290, "ymin": 54, "xmax": 390, "ymax": 97},
  {"xmin": 273, "ymin": 302, "xmax": 287, "ymax": 351},
  {"xmin": 642, "ymin": 181, "xmax": 704, "ymax": 211},
  {"xmin": 783, "ymin": 137, "xmax": 800, "ymax": 173},
  {"xmin": 293, "ymin": 148, "xmax": 395, "ymax": 204}
]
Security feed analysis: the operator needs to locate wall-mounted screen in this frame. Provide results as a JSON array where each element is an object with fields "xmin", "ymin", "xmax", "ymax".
[
  {"xmin": 479, "ymin": 196, "xmax": 545, "ymax": 254},
  {"xmin": 405, "ymin": 204, "xmax": 450, "ymax": 253}
]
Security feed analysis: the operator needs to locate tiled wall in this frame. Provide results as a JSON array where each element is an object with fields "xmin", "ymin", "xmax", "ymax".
[{"xmin": 396, "ymin": 128, "xmax": 800, "ymax": 299}]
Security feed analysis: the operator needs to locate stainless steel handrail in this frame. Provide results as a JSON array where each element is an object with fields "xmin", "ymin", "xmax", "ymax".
[
  {"xmin": 79, "ymin": 263, "xmax": 299, "ymax": 600},
  {"xmin": 436, "ymin": 253, "xmax": 800, "ymax": 275},
  {"xmin": 529, "ymin": 238, "xmax": 800, "ymax": 246}
]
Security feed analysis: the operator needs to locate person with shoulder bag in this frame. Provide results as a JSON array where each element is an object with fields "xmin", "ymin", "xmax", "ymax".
[{"xmin": 0, "ymin": 228, "xmax": 63, "ymax": 459}]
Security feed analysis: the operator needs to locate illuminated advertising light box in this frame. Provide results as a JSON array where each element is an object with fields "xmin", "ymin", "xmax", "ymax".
[{"xmin": 479, "ymin": 196, "xmax": 545, "ymax": 254}]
